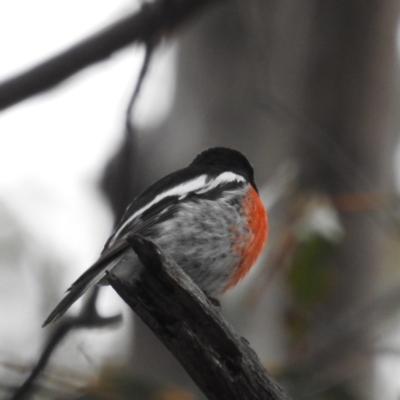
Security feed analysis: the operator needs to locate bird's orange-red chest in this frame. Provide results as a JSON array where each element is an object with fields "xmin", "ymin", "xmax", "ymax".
[{"xmin": 227, "ymin": 186, "xmax": 268, "ymax": 290}]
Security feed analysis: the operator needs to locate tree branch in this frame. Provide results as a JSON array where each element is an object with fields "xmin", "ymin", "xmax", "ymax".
[
  {"xmin": 108, "ymin": 235, "xmax": 292, "ymax": 400},
  {"xmin": 0, "ymin": 0, "xmax": 218, "ymax": 111}
]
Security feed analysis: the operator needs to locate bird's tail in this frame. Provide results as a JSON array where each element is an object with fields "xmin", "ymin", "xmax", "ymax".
[{"xmin": 42, "ymin": 252, "xmax": 125, "ymax": 327}]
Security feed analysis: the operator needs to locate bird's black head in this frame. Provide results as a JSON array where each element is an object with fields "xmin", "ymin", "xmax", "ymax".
[{"xmin": 191, "ymin": 147, "xmax": 257, "ymax": 190}]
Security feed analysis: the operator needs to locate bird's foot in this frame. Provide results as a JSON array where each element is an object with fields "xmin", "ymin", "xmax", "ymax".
[{"xmin": 206, "ymin": 295, "xmax": 221, "ymax": 311}]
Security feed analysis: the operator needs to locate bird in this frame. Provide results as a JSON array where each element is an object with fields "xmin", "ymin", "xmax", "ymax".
[{"xmin": 43, "ymin": 147, "xmax": 268, "ymax": 327}]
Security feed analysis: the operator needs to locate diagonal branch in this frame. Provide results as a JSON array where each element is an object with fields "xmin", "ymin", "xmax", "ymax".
[
  {"xmin": 0, "ymin": 0, "xmax": 218, "ymax": 111},
  {"xmin": 108, "ymin": 235, "xmax": 292, "ymax": 400}
]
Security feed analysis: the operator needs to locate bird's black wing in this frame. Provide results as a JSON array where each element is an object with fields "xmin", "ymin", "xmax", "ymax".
[
  {"xmin": 43, "ymin": 166, "xmax": 219, "ymax": 327},
  {"xmin": 42, "ymin": 197, "xmax": 181, "ymax": 327}
]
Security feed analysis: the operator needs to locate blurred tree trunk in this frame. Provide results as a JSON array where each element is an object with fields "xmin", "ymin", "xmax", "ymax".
[
  {"xmin": 102, "ymin": 0, "xmax": 400, "ymax": 397},
  {"xmin": 297, "ymin": 1, "xmax": 400, "ymax": 397}
]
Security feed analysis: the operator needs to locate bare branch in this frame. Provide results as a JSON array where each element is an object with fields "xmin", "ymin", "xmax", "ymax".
[
  {"xmin": 108, "ymin": 235, "xmax": 292, "ymax": 400},
  {"xmin": 0, "ymin": 0, "xmax": 218, "ymax": 111},
  {"xmin": 11, "ymin": 287, "xmax": 121, "ymax": 400}
]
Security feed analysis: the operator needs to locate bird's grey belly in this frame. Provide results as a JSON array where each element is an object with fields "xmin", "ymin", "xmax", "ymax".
[{"xmin": 111, "ymin": 196, "xmax": 248, "ymax": 297}]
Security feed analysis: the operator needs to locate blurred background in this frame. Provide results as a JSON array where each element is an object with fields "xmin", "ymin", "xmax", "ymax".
[{"xmin": 1, "ymin": 0, "xmax": 400, "ymax": 399}]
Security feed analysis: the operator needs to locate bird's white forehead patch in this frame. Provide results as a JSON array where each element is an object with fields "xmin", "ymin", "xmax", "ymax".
[
  {"xmin": 111, "ymin": 172, "xmax": 245, "ymax": 242},
  {"xmin": 195, "ymin": 171, "xmax": 245, "ymax": 194}
]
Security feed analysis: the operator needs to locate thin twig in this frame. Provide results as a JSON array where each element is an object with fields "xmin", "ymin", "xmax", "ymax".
[
  {"xmin": 11, "ymin": 287, "xmax": 121, "ymax": 400},
  {"xmin": 126, "ymin": 41, "xmax": 155, "ymax": 135},
  {"xmin": 100, "ymin": 42, "xmax": 155, "ymax": 223}
]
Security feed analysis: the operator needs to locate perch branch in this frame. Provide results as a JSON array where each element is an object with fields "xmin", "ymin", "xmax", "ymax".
[
  {"xmin": 108, "ymin": 235, "xmax": 292, "ymax": 400},
  {"xmin": 0, "ymin": 0, "xmax": 217, "ymax": 111}
]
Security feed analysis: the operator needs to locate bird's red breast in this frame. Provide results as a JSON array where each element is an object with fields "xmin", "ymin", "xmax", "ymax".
[{"xmin": 227, "ymin": 185, "xmax": 268, "ymax": 290}]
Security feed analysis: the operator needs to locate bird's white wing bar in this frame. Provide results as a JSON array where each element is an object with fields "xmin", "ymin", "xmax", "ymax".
[
  {"xmin": 112, "ymin": 174, "xmax": 208, "ymax": 241},
  {"xmin": 111, "ymin": 172, "xmax": 245, "ymax": 242}
]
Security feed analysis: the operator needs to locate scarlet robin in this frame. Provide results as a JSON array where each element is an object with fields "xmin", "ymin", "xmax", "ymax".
[{"xmin": 43, "ymin": 147, "xmax": 268, "ymax": 326}]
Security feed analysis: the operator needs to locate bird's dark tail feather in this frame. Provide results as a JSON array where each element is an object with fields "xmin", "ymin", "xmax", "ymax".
[{"xmin": 42, "ymin": 260, "xmax": 119, "ymax": 327}]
